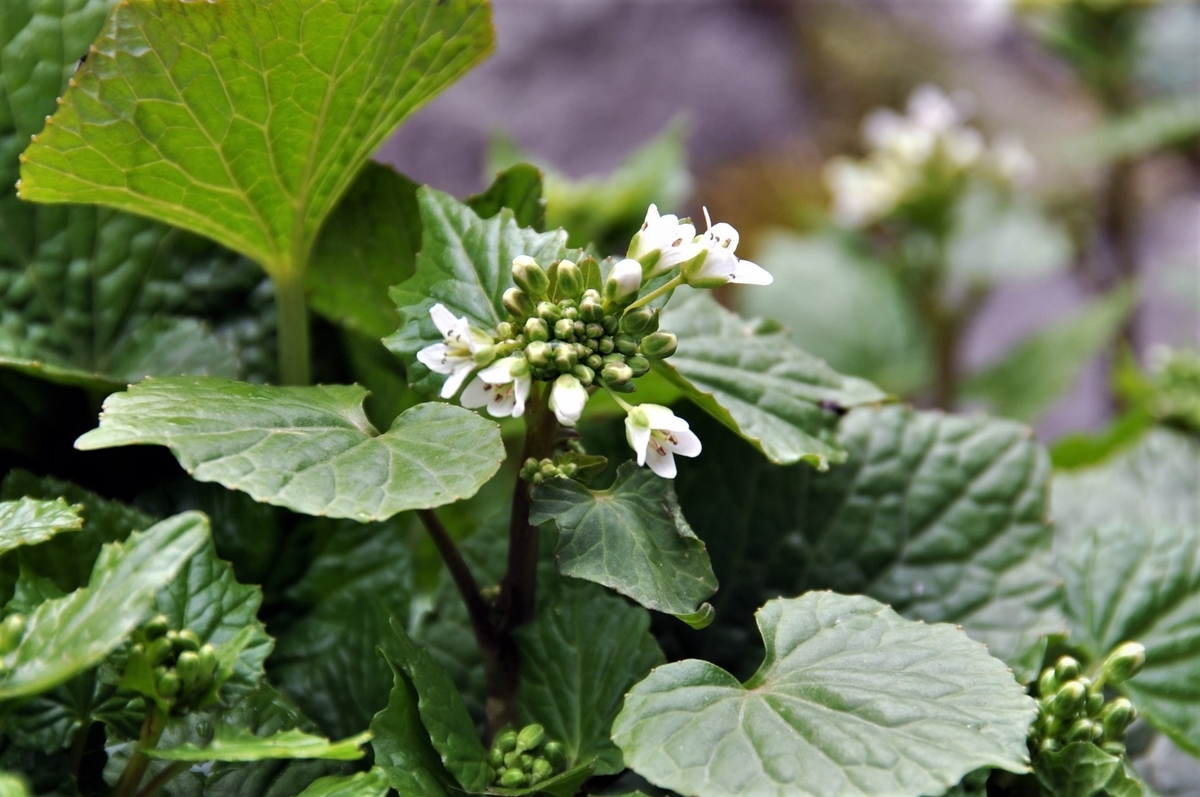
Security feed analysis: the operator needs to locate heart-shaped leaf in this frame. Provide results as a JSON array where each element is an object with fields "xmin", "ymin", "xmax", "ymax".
[
  {"xmin": 0, "ymin": 498, "xmax": 81, "ymax": 555},
  {"xmin": 612, "ymin": 592, "xmax": 1035, "ymax": 797},
  {"xmin": 74, "ymin": 376, "xmax": 505, "ymax": 522}
]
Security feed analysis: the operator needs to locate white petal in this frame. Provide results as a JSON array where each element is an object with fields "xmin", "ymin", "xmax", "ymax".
[
  {"xmin": 610, "ymin": 259, "xmax": 643, "ymax": 295},
  {"xmin": 486, "ymin": 387, "xmax": 516, "ymax": 418},
  {"xmin": 705, "ymin": 222, "xmax": 740, "ymax": 253},
  {"xmin": 665, "ymin": 428, "xmax": 702, "ymax": 458},
  {"xmin": 460, "ymin": 376, "xmax": 491, "ymax": 409},
  {"xmin": 692, "ymin": 247, "xmax": 737, "ymax": 282},
  {"xmin": 429, "ymin": 304, "xmax": 458, "ymax": 337},
  {"xmin": 645, "ymin": 445, "xmax": 678, "ymax": 479},
  {"xmin": 625, "ymin": 416, "xmax": 652, "ymax": 466},
  {"xmin": 641, "ymin": 404, "xmax": 688, "ymax": 432},
  {"xmin": 549, "ymin": 375, "xmax": 587, "ymax": 427},
  {"xmin": 511, "ymin": 375, "xmax": 530, "ymax": 418},
  {"xmin": 417, "ymin": 343, "xmax": 456, "ymax": 375},
  {"xmin": 478, "ymin": 357, "xmax": 518, "ymax": 384},
  {"xmin": 728, "ymin": 259, "xmax": 774, "ymax": 286},
  {"xmin": 441, "ymin": 363, "xmax": 473, "ymax": 399}
]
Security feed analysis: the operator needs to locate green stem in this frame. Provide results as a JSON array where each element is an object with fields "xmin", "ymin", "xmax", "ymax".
[
  {"xmin": 600, "ymin": 382, "xmax": 634, "ymax": 412},
  {"xmin": 274, "ymin": 273, "xmax": 311, "ymax": 386},
  {"xmin": 134, "ymin": 762, "xmax": 190, "ymax": 797},
  {"xmin": 624, "ymin": 275, "xmax": 684, "ymax": 313},
  {"xmin": 111, "ymin": 706, "xmax": 168, "ymax": 797},
  {"xmin": 68, "ymin": 719, "xmax": 91, "ymax": 782}
]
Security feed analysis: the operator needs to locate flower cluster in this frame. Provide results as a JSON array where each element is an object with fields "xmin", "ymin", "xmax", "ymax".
[
  {"xmin": 1029, "ymin": 644, "xmax": 1145, "ymax": 757},
  {"xmin": 824, "ymin": 85, "xmax": 1035, "ymax": 228},
  {"xmin": 487, "ymin": 723, "xmax": 565, "ymax": 789},
  {"xmin": 123, "ymin": 614, "xmax": 221, "ymax": 714},
  {"xmin": 417, "ymin": 205, "xmax": 772, "ymax": 478}
]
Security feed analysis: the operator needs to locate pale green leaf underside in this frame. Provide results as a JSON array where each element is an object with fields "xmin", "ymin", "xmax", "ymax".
[
  {"xmin": 613, "ymin": 592, "xmax": 1036, "ymax": 797},
  {"xmin": 530, "ymin": 464, "xmax": 717, "ymax": 616},
  {"xmin": 18, "ymin": 0, "xmax": 494, "ymax": 275},
  {"xmin": 146, "ymin": 727, "xmax": 369, "ymax": 762},
  {"xmin": 0, "ymin": 512, "xmax": 208, "ymax": 701},
  {"xmin": 386, "ymin": 186, "xmax": 578, "ymax": 396},
  {"xmin": 0, "ymin": 497, "xmax": 82, "ymax": 555},
  {"xmin": 1060, "ymin": 522, "xmax": 1200, "ymax": 758},
  {"xmin": 75, "ymin": 376, "xmax": 505, "ymax": 522},
  {"xmin": 294, "ymin": 769, "xmax": 390, "ymax": 797},
  {"xmin": 655, "ymin": 291, "xmax": 887, "ymax": 470}
]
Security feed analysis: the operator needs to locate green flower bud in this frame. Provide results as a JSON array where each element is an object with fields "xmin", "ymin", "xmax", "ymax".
[
  {"xmin": 554, "ymin": 318, "xmax": 575, "ymax": 341},
  {"xmin": 472, "ymin": 344, "xmax": 497, "ymax": 367},
  {"xmin": 487, "ymin": 748, "xmax": 504, "ymax": 768},
  {"xmin": 572, "ymin": 364, "xmax": 595, "ymax": 387},
  {"xmin": 1065, "ymin": 718, "xmax": 1096, "ymax": 743},
  {"xmin": 1039, "ymin": 737, "xmax": 1061, "ymax": 754},
  {"xmin": 519, "ymin": 753, "xmax": 534, "ymax": 771},
  {"xmin": 0, "ymin": 614, "xmax": 25, "ymax": 654},
  {"xmin": 166, "ymin": 630, "xmax": 180, "ymax": 646},
  {"xmin": 1037, "ymin": 668, "xmax": 1058, "ymax": 698},
  {"xmin": 627, "ymin": 354, "xmax": 650, "ymax": 378},
  {"xmin": 603, "ymin": 352, "xmax": 626, "ymax": 365},
  {"xmin": 585, "ymin": 322, "xmax": 604, "ymax": 339},
  {"xmin": 496, "ymin": 321, "xmax": 515, "ymax": 340},
  {"xmin": 1101, "ymin": 698, "xmax": 1136, "ymax": 739},
  {"xmin": 512, "ymin": 256, "xmax": 549, "ymax": 299},
  {"xmin": 555, "ymin": 260, "xmax": 585, "ymax": 300},
  {"xmin": 1086, "ymin": 692, "xmax": 1104, "ymax": 716},
  {"xmin": 554, "ymin": 343, "xmax": 577, "ymax": 372},
  {"xmin": 157, "ymin": 670, "xmax": 181, "ymax": 699},
  {"xmin": 602, "ymin": 362, "xmax": 633, "ymax": 385},
  {"xmin": 586, "ymin": 338, "xmax": 600, "ymax": 351},
  {"xmin": 531, "ymin": 757, "xmax": 554, "ymax": 783},
  {"xmin": 620, "ymin": 306, "xmax": 658, "ymax": 335},
  {"xmin": 639, "ymin": 331, "xmax": 678, "ymax": 359},
  {"xmin": 1102, "ymin": 642, "xmax": 1146, "ymax": 684},
  {"xmin": 598, "ymin": 337, "xmax": 615, "ymax": 355},
  {"xmin": 524, "ymin": 317, "xmax": 550, "ymax": 343},
  {"xmin": 499, "ymin": 768, "xmax": 527, "ymax": 788},
  {"xmin": 586, "ymin": 354, "xmax": 604, "ymax": 370},
  {"xmin": 614, "ymin": 333, "xmax": 639, "ymax": 356},
  {"xmin": 602, "ymin": 314, "xmax": 619, "ymax": 335},
  {"xmin": 525, "ymin": 341, "xmax": 550, "ymax": 368},
  {"xmin": 176, "ymin": 629, "xmax": 201, "ymax": 653},
  {"xmin": 573, "ymin": 321, "xmax": 586, "ymax": 339},
  {"xmin": 543, "ymin": 741, "xmax": 565, "ymax": 768},
  {"xmin": 198, "ymin": 644, "xmax": 217, "ymax": 680},
  {"xmin": 176, "ymin": 650, "xmax": 203, "ymax": 691},
  {"xmin": 144, "ymin": 614, "xmax": 169, "ymax": 640},
  {"xmin": 503, "ymin": 287, "xmax": 535, "ymax": 319},
  {"xmin": 537, "ymin": 301, "xmax": 562, "ymax": 325},
  {"xmin": 146, "ymin": 637, "xmax": 173, "ymax": 667},
  {"xmin": 1050, "ymin": 681, "xmax": 1086, "ymax": 718},
  {"xmin": 562, "ymin": 306, "xmax": 578, "ymax": 321},
  {"xmin": 580, "ymin": 293, "xmax": 604, "ymax": 323},
  {"xmin": 517, "ymin": 724, "xmax": 545, "ymax": 752},
  {"xmin": 1055, "ymin": 656, "xmax": 1081, "ymax": 683},
  {"xmin": 496, "ymin": 730, "xmax": 518, "ymax": 753},
  {"xmin": 503, "ymin": 751, "xmax": 519, "ymax": 767},
  {"xmin": 1101, "ymin": 741, "xmax": 1126, "ymax": 758}
]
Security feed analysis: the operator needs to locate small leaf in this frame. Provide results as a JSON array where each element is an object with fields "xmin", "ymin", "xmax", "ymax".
[
  {"xmin": 0, "ymin": 498, "xmax": 82, "ymax": 555},
  {"xmin": 385, "ymin": 617, "xmax": 491, "ymax": 793},
  {"xmin": 530, "ymin": 464, "xmax": 717, "ymax": 617},
  {"xmin": 515, "ymin": 575, "xmax": 665, "ymax": 775},
  {"xmin": 370, "ymin": 658, "xmax": 457, "ymax": 797},
  {"xmin": 0, "ymin": 512, "xmax": 208, "ymax": 701},
  {"xmin": 386, "ymin": 187, "xmax": 580, "ymax": 395},
  {"xmin": 75, "ymin": 376, "xmax": 505, "ymax": 522},
  {"xmin": 654, "ymin": 291, "xmax": 887, "ymax": 469},
  {"xmin": 294, "ymin": 769, "xmax": 390, "ymax": 797},
  {"xmin": 145, "ymin": 727, "xmax": 369, "ymax": 763},
  {"xmin": 964, "ymin": 286, "xmax": 1137, "ymax": 423},
  {"xmin": 467, "ymin": 164, "xmax": 546, "ymax": 231},
  {"xmin": 1033, "ymin": 742, "xmax": 1145, "ymax": 797},
  {"xmin": 1060, "ymin": 522, "xmax": 1200, "ymax": 757},
  {"xmin": 19, "ymin": 0, "xmax": 494, "ymax": 279},
  {"xmin": 613, "ymin": 592, "xmax": 1036, "ymax": 797}
]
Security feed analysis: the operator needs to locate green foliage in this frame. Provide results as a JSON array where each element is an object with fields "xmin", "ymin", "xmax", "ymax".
[
  {"xmin": 946, "ymin": 185, "xmax": 1072, "ymax": 286},
  {"xmin": 613, "ymin": 592, "xmax": 1036, "ymax": 797},
  {"xmin": 655, "ymin": 291, "xmax": 888, "ymax": 470},
  {"xmin": 75, "ymin": 377, "xmax": 506, "ymax": 522},
  {"xmin": 0, "ymin": 498, "xmax": 81, "ymax": 555},
  {"xmin": 371, "ymin": 658, "xmax": 458, "ymax": 797},
  {"xmin": 1033, "ymin": 742, "xmax": 1145, "ymax": 797},
  {"xmin": 530, "ymin": 464, "xmax": 717, "ymax": 617},
  {"xmin": 294, "ymin": 769, "xmax": 390, "ymax": 797},
  {"xmin": 18, "ymin": 0, "xmax": 494, "ymax": 282},
  {"xmin": 145, "ymin": 727, "xmax": 369, "ymax": 763}
]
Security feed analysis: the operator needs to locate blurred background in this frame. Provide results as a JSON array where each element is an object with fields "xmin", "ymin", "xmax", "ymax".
[{"xmin": 378, "ymin": 0, "xmax": 1200, "ymax": 451}]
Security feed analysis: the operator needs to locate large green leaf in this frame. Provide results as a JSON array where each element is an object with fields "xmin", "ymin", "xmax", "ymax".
[
  {"xmin": 964, "ymin": 286, "xmax": 1137, "ymax": 423},
  {"xmin": 307, "ymin": 163, "xmax": 421, "ymax": 340},
  {"xmin": 19, "ymin": 0, "xmax": 494, "ymax": 280},
  {"xmin": 295, "ymin": 770, "xmax": 389, "ymax": 797},
  {"xmin": 1060, "ymin": 522, "xmax": 1200, "ymax": 756},
  {"xmin": 0, "ymin": 512, "xmax": 207, "ymax": 701},
  {"xmin": 145, "ymin": 727, "xmax": 369, "ymax": 763},
  {"xmin": 1, "ymin": 0, "xmax": 265, "ymax": 388},
  {"xmin": 947, "ymin": 184, "xmax": 1071, "ymax": 285},
  {"xmin": 515, "ymin": 574, "xmax": 664, "ymax": 775},
  {"xmin": 370, "ymin": 658, "xmax": 457, "ymax": 797},
  {"xmin": 612, "ymin": 592, "xmax": 1036, "ymax": 797},
  {"xmin": 75, "ymin": 376, "xmax": 505, "ymax": 522},
  {"xmin": 674, "ymin": 406, "xmax": 1064, "ymax": 680},
  {"xmin": 0, "ymin": 498, "xmax": 81, "ymax": 555},
  {"xmin": 384, "ymin": 618, "xmax": 491, "ymax": 793},
  {"xmin": 530, "ymin": 464, "xmax": 717, "ymax": 617},
  {"xmin": 654, "ymin": 291, "xmax": 887, "ymax": 470},
  {"xmin": 386, "ymin": 187, "xmax": 580, "ymax": 396}
]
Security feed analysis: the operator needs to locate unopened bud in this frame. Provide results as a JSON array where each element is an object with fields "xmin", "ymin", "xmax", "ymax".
[
  {"xmin": 604, "ymin": 259, "xmax": 642, "ymax": 306},
  {"xmin": 525, "ymin": 341, "xmax": 550, "ymax": 368},
  {"xmin": 503, "ymin": 288, "xmax": 535, "ymax": 319},
  {"xmin": 144, "ymin": 615, "xmax": 169, "ymax": 639},
  {"xmin": 572, "ymin": 364, "xmax": 595, "ymax": 387},
  {"xmin": 146, "ymin": 637, "xmax": 172, "ymax": 667},
  {"xmin": 0, "ymin": 614, "xmax": 25, "ymax": 654},
  {"xmin": 537, "ymin": 301, "xmax": 562, "ymax": 325},
  {"xmin": 1086, "ymin": 692, "xmax": 1104, "ymax": 716},
  {"xmin": 627, "ymin": 354, "xmax": 651, "ymax": 377},
  {"xmin": 554, "ymin": 318, "xmax": 575, "ymax": 341},
  {"xmin": 176, "ymin": 629, "xmax": 201, "ymax": 653},
  {"xmin": 496, "ymin": 321, "xmax": 515, "ymax": 340},
  {"xmin": 198, "ymin": 644, "xmax": 217, "ymax": 679},
  {"xmin": 585, "ymin": 323, "xmax": 604, "ymax": 339},
  {"xmin": 499, "ymin": 769, "xmax": 527, "ymax": 788},
  {"xmin": 620, "ymin": 306, "xmax": 658, "ymax": 335},
  {"xmin": 601, "ymin": 314, "xmax": 620, "ymax": 335},
  {"xmin": 472, "ymin": 344, "xmax": 496, "ymax": 366},
  {"xmin": 1050, "ymin": 681, "xmax": 1086, "ymax": 718},
  {"xmin": 543, "ymin": 740, "xmax": 565, "ymax": 768},
  {"xmin": 496, "ymin": 730, "xmax": 518, "ymax": 752},
  {"xmin": 157, "ymin": 670, "xmax": 181, "ymax": 699},
  {"xmin": 1038, "ymin": 668, "xmax": 1058, "ymax": 698},
  {"xmin": 487, "ymin": 748, "xmax": 504, "ymax": 768},
  {"xmin": 554, "ymin": 344, "xmax": 577, "ymax": 372},
  {"xmin": 1039, "ymin": 737, "xmax": 1061, "ymax": 754},
  {"xmin": 1102, "ymin": 642, "xmax": 1146, "ymax": 684},
  {"xmin": 512, "ymin": 256, "xmax": 549, "ymax": 298},
  {"xmin": 1101, "ymin": 698, "xmax": 1136, "ymax": 738},
  {"xmin": 176, "ymin": 651, "xmax": 203, "ymax": 691},
  {"xmin": 614, "ymin": 333, "xmax": 639, "ymax": 356},
  {"xmin": 580, "ymin": 293, "xmax": 604, "ymax": 323},
  {"xmin": 585, "ymin": 354, "xmax": 604, "ymax": 370},
  {"xmin": 1055, "ymin": 656, "xmax": 1081, "ymax": 683},
  {"xmin": 524, "ymin": 317, "xmax": 549, "ymax": 343},
  {"xmin": 517, "ymin": 724, "xmax": 545, "ymax": 752},
  {"xmin": 639, "ymin": 331, "xmax": 678, "ymax": 359},
  {"xmin": 598, "ymin": 337, "xmax": 615, "ymax": 354},
  {"xmin": 1065, "ymin": 718, "xmax": 1097, "ymax": 743},
  {"xmin": 602, "ymin": 362, "xmax": 634, "ymax": 385},
  {"xmin": 531, "ymin": 757, "xmax": 554, "ymax": 783},
  {"xmin": 555, "ymin": 260, "xmax": 584, "ymax": 300},
  {"xmin": 1101, "ymin": 741, "xmax": 1126, "ymax": 758}
]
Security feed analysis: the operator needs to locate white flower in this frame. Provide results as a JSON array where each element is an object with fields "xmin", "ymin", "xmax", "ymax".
[
  {"xmin": 460, "ymin": 357, "xmax": 531, "ymax": 418},
  {"xmin": 683, "ymin": 209, "xmax": 773, "ymax": 287},
  {"xmin": 629, "ymin": 204, "xmax": 704, "ymax": 277},
  {"xmin": 548, "ymin": 374, "xmax": 588, "ymax": 427},
  {"xmin": 624, "ymin": 404, "xmax": 702, "ymax": 479},
  {"xmin": 824, "ymin": 157, "xmax": 905, "ymax": 228},
  {"xmin": 415, "ymin": 304, "xmax": 491, "ymax": 399}
]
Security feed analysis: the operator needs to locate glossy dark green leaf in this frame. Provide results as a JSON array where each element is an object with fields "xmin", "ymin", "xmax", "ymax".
[
  {"xmin": 614, "ymin": 592, "xmax": 1035, "ymax": 797},
  {"xmin": 386, "ymin": 187, "xmax": 580, "ymax": 396},
  {"xmin": 0, "ymin": 498, "xmax": 81, "ymax": 555},
  {"xmin": 0, "ymin": 512, "xmax": 207, "ymax": 700},
  {"xmin": 467, "ymin": 164, "xmax": 546, "ymax": 231},
  {"xmin": 19, "ymin": 0, "xmax": 494, "ymax": 281},
  {"xmin": 515, "ymin": 574, "xmax": 664, "ymax": 775},
  {"xmin": 655, "ymin": 291, "xmax": 887, "ymax": 470},
  {"xmin": 530, "ymin": 464, "xmax": 717, "ymax": 617},
  {"xmin": 370, "ymin": 658, "xmax": 456, "ymax": 797},
  {"xmin": 75, "ymin": 376, "xmax": 505, "ymax": 522},
  {"xmin": 294, "ymin": 770, "xmax": 389, "ymax": 797}
]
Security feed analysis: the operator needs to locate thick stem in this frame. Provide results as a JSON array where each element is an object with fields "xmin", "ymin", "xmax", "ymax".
[
  {"xmin": 274, "ymin": 273, "xmax": 311, "ymax": 386},
  {"xmin": 111, "ymin": 707, "xmax": 168, "ymax": 797},
  {"xmin": 68, "ymin": 720, "xmax": 90, "ymax": 781}
]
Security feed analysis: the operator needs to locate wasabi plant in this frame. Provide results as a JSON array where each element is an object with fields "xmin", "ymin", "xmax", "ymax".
[{"xmin": 1, "ymin": 2, "xmax": 1198, "ymax": 797}]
